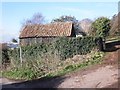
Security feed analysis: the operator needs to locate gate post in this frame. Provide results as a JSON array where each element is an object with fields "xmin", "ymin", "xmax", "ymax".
[{"xmin": 96, "ymin": 37, "xmax": 105, "ymax": 51}]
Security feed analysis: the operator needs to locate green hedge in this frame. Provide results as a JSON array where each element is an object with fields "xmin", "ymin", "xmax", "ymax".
[
  {"xmin": 8, "ymin": 37, "xmax": 97, "ymax": 61},
  {"xmin": 2, "ymin": 36, "xmax": 101, "ymax": 80},
  {"xmin": 1, "ymin": 49, "xmax": 10, "ymax": 64},
  {"xmin": 55, "ymin": 37, "xmax": 96, "ymax": 60}
]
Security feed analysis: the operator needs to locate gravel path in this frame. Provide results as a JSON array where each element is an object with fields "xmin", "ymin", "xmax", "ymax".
[
  {"xmin": 1, "ymin": 65, "xmax": 118, "ymax": 88},
  {"xmin": 58, "ymin": 65, "xmax": 118, "ymax": 88}
]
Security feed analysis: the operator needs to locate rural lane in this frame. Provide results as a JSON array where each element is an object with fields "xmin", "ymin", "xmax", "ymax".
[{"xmin": 1, "ymin": 42, "xmax": 120, "ymax": 88}]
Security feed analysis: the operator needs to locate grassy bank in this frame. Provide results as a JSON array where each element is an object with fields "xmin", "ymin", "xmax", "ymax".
[
  {"xmin": 45, "ymin": 51, "xmax": 104, "ymax": 78},
  {"xmin": 2, "ymin": 51, "xmax": 105, "ymax": 80}
]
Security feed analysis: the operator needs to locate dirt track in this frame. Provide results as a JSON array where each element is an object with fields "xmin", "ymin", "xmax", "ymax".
[{"xmin": 1, "ymin": 41, "xmax": 120, "ymax": 89}]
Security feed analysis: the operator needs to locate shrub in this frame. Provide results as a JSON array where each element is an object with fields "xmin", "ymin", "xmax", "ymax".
[
  {"xmin": 55, "ymin": 37, "xmax": 96, "ymax": 59},
  {"xmin": 1, "ymin": 49, "xmax": 10, "ymax": 65},
  {"xmin": 91, "ymin": 17, "xmax": 111, "ymax": 38},
  {"xmin": 2, "ymin": 36, "xmax": 100, "ymax": 80},
  {"xmin": 3, "ymin": 66, "xmax": 44, "ymax": 80},
  {"xmin": 8, "ymin": 37, "xmax": 97, "ymax": 62}
]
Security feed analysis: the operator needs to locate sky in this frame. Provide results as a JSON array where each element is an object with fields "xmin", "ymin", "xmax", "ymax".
[{"xmin": 1, "ymin": 1, "xmax": 119, "ymax": 43}]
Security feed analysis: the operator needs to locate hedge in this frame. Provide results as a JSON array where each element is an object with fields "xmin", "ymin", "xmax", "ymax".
[
  {"xmin": 1, "ymin": 49, "xmax": 10, "ymax": 64},
  {"xmin": 7, "ymin": 36, "xmax": 97, "ymax": 62}
]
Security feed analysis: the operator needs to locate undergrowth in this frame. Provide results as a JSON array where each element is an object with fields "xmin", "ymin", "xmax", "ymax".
[
  {"xmin": 2, "ymin": 51, "xmax": 104, "ymax": 80},
  {"xmin": 45, "ymin": 51, "xmax": 104, "ymax": 78}
]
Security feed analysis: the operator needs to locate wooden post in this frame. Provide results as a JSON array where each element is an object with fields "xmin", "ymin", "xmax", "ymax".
[
  {"xmin": 102, "ymin": 38, "xmax": 106, "ymax": 51},
  {"xmin": 20, "ymin": 46, "xmax": 22, "ymax": 66}
]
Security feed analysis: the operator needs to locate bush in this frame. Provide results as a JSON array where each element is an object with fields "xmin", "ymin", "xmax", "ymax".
[
  {"xmin": 3, "ymin": 51, "xmax": 104, "ymax": 80},
  {"xmin": 55, "ymin": 37, "xmax": 96, "ymax": 60},
  {"xmin": 46, "ymin": 51, "xmax": 105, "ymax": 77},
  {"xmin": 3, "ymin": 66, "xmax": 44, "ymax": 80},
  {"xmin": 91, "ymin": 17, "xmax": 111, "ymax": 37},
  {"xmin": 1, "ymin": 49, "xmax": 10, "ymax": 65},
  {"xmin": 2, "ymin": 36, "xmax": 101, "ymax": 80},
  {"xmin": 7, "ymin": 37, "xmax": 97, "ymax": 61}
]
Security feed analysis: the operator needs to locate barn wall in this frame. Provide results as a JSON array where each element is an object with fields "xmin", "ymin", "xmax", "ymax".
[{"xmin": 20, "ymin": 37, "xmax": 59, "ymax": 46}]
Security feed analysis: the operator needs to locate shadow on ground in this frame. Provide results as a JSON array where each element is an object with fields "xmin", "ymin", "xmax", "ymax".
[
  {"xmin": 104, "ymin": 41, "xmax": 120, "ymax": 52},
  {"xmin": 2, "ymin": 75, "xmax": 67, "ymax": 89}
]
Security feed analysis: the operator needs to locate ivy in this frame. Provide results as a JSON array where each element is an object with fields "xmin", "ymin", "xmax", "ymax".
[{"xmin": 7, "ymin": 36, "xmax": 98, "ymax": 62}]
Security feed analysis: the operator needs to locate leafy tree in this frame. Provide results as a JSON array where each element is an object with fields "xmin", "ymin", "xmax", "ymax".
[
  {"xmin": 23, "ymin": 13, "xmax": 45, "ymax": 26},
  {"xmin": 91, "ymin": 17, "xmax": 111, "ymax": 37},
  {"xmin": 51, "ymin": 15, "xmax": 78, "ymax": 23},
  {"xmin": 51, "ymin": 15, "xmax": 86, "ymax": 36}
]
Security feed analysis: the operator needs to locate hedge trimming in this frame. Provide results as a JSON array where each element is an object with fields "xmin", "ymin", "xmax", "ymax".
[{"xmin": 7, "ymin": 37, "xmax": 97, "ymax": 62}]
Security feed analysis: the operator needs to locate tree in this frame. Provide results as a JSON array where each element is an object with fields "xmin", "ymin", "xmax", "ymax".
[
  {"xmin": 51, "ymin": 15, "xmax": 86, "ymax": 36},
  {"xmin": 90, "ymin": 17, "xmax": 111, "ymax": 37},
  {"xmin": 23, "ymin": 13, "xmax": 45, "ymax": 25},
  {"xmin": 79, "ymin": 18, "xmax": 93, "ymax": 35},
  {"xmin": 109, "ymin": 13, "xmax": 120, "ymax": 36},
  {"xmin": 51, "ymin": 15, "xmax": 78, "ymax": 23},
  {"xmin": 12, "ymin": 38, "xmax": 18, "ymax": 43}
]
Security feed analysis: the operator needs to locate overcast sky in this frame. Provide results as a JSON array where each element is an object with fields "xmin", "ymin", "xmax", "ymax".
[{"xmin": 1, "ymin": 1, "xmax": 119, "ymax": 43}]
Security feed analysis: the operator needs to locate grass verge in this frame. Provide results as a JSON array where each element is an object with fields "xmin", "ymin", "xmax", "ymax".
[
  {"xmin": 2, "ymin": 51, "xmax": 105, "ymax": 80},
  {"xmin": 44, "ymin": 51, "xmax": 105, "ymax": 78}
]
